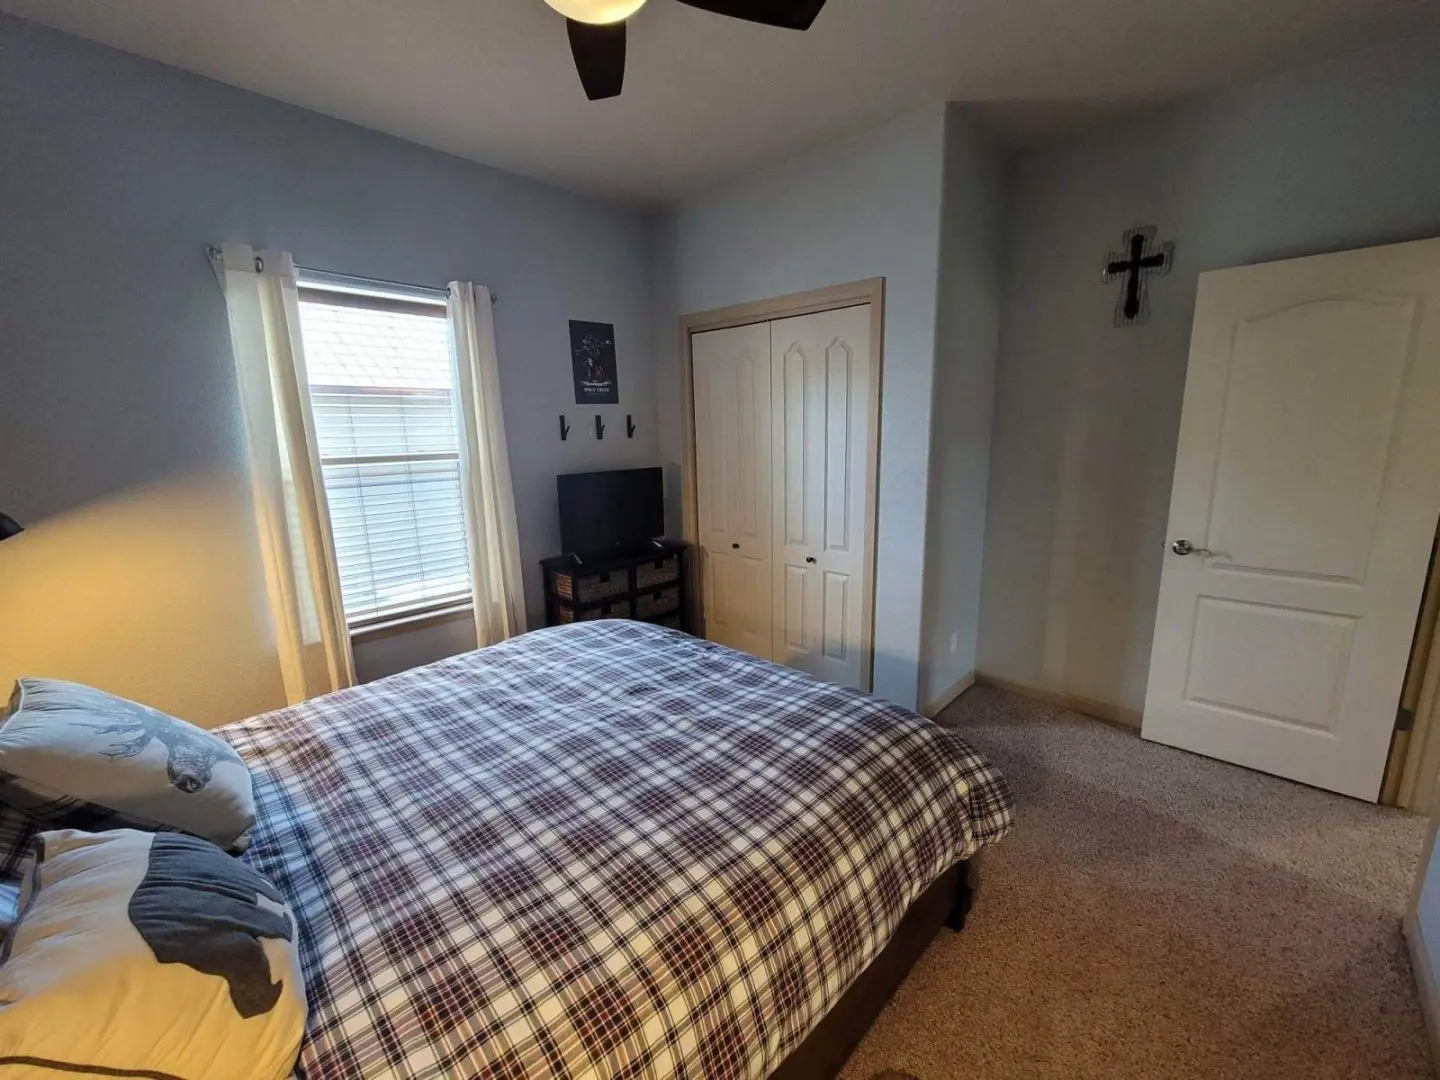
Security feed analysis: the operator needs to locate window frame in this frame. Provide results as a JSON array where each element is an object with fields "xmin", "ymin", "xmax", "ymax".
[{"xmin": 295, "ymin": 276, "xmax": 474, "ymax": 633}]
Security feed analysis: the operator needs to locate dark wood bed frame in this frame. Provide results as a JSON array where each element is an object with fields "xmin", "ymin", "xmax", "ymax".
[{"xmin": 769, "ymin": 861, "xmax": 974, "ymax": 1080}]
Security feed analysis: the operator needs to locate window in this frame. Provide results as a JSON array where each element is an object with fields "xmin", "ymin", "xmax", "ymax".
[{"xmin": 296, "ymin": 283, "xmax": 471, "ymax": 628}]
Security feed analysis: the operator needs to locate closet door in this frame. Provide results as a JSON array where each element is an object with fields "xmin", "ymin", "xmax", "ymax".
[
  {"xmin": 691, "ymin": 323, "xmax": 774, "ymax": 659},
  {"xmin": 770, "ymin": 305, "xmax": 873, "ymax": 689}
]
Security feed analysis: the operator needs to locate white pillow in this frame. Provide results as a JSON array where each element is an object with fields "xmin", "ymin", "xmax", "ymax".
[
  {"xmin": 0, "ymin": 828, "xmax": 306, "ymax": 1080},
  {"xmin": 0, "ymin": 678, "xmax": 255, "ymax": 851}
]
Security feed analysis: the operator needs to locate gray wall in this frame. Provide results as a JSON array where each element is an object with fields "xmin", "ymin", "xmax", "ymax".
[
  {"xmin": 977, "ymin": 32, "xmax": 1440, "ymax": 720},
  {"xmin": 655, "ymin": 107, "xmax": 948, "ymax": 709},
  {"xmin": 0, "ymin": 15, "xmax": 658, "ymax": 721},
  {"xmin": 917, "ymin": 106, "xmax": 1007, "ymax": 712},
  {"xmin": 1413, "ymin": 819, "xmax": 1440, "ymax": 1032},
  {"xmin": 352, "ymin": 612, "xmax": 478, "ymax": 685}
]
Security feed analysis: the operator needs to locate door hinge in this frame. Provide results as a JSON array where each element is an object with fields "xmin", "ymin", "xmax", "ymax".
[{"xmin": 1396, "ymin": 705, "xmax": 1417, "ymax": 733}]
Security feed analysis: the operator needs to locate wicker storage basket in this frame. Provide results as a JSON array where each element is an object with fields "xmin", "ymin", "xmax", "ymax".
[
  {"xmin": 555, "ymin": 598, "xmax": 633, "ymax": 623},
  {"xmin": 635, "ymin": 556, "xmax": 680, "ymax": 590},
  {"xmin": 635, "ymin": 586, "xmax": 681, "ymax": 619},
  {"xmin": 552, "ymin": 568, "xmax": 629, "ymax": 605}
]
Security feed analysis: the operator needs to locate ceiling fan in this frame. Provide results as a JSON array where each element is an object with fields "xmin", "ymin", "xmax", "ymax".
[{"xmin": 543, "ymin": 0, "xmax": 829, "ymax": 100}]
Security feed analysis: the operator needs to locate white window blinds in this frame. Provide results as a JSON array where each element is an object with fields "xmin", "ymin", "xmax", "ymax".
[{"xmin": 297, "ymin": 288, "xmax": 472, "ymax": 626}]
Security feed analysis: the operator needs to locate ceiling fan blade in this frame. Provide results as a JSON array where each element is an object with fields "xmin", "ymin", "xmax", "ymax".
[
  {"xmin": 672, "ymin": 0, "xmax": 827, "ymax": 30},
  {"xmin": 567, "ymin": 19, "xmax": 626, "ymax": 100}
]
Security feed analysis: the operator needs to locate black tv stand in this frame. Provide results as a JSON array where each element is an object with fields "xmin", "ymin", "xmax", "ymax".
[
  {"xmin": 542, "ymin": 540, "xmax": 691, "ymax": 632},
  {"xmin": 564, "ymin": 537, "xmax": 666, "ymax": 569}
]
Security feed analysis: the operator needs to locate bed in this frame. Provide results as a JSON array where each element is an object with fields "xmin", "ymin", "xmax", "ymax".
[{"xmin": 6, "ymin": 621, "xmax": 1013, "ymax": 1079}]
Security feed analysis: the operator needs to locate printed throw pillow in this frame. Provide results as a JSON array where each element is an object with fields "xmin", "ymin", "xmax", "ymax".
[
  {"xmin": 0, "ymin": 829, "xmax": 306, "ymax": 1080},
  {"xmin": 0, "ymin": 679, "xmax": 255, "ymax": 852}
]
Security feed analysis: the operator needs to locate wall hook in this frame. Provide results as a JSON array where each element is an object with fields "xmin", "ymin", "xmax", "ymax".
[
  {"xmin": 559, "ymin": 415, "xmax": 570, "ymax": 441},
  {"xmin": 626, "ymin": 414, "xmax": 637, "ymax": 439},
  {"xmin": 595, "ymin": 415, "xmax": 606, "ymax": 440}
]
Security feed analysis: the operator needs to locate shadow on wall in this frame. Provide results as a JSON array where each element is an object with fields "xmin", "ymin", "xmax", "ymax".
[
  {"xmin": 978, "ymin": 29, "xmax": 1440, "ymax": 719},
  {"xmin": 0, "ymin": 470, "xmax": 285, "ymax": 727},
  {"xmin": 352, "ymin": 613, "xmax": 478, "ymax": 685},
  {"xmin": 663, "ymin": 461, "xmax": 686, "ymax": 542}
]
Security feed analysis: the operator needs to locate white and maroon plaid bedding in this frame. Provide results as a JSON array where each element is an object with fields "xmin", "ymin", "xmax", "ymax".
[
  {"xmin": 0, "ymin": 802, "xmax": 34, "ymax": 930},
  {"xmin": 217, "ymin": 621, "xmax": 1013, "ymax": 1080}
]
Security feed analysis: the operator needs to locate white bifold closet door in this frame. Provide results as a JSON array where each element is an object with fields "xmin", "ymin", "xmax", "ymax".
[
  {"xmin": 769, "ymin": 306, "xmax": 872, "ymax": 688},
  {"xmin": 692, "ymin": 304, "xmax": 874, "ymax": 690},
  {"xmin": 693, "ymin": 321, "xmax": 774, "ymax": 660}
]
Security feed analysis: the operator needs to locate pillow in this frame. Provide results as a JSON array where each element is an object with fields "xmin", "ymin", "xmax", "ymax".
[
  {"xmin": 0, "ymin": 828, "xmax": 306, "ymax": 1080},
  {"xmin": 0, "ymin": 678, "xmax": 255, "ymax": 851}
]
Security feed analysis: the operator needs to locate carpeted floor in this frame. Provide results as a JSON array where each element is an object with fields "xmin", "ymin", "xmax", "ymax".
[{"xmin": 842, "ymin": 686, "xmax": 1434, "ymax": 1080}]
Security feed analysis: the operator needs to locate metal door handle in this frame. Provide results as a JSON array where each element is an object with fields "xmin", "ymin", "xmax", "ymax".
[
  {"xmin": 732, "ymin": 543, "xmax": 740, "ymax": 550},
  {"xmin": 1171, "ymin": 539, "xmax": 1214, "ymax": 557},
  {"xmin": 805, "ymin": 556, "xmax": 817, "ymax": 564}
]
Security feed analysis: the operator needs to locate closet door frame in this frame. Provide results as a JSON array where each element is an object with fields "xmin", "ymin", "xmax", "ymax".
[{"xmin": 679, "ymin": 278, "xmax": 885, "ymax": 691}]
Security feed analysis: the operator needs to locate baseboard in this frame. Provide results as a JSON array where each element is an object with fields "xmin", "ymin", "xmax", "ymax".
[
  {"xmin": 972, "ymin": 671, "xmax": 1143, "ymax": 729},
  {"xmin": 1404, "ymin": 911, "xmax": 1440, "ymax": 1071},
  {"xmin": 921, "ymin": 671, "xmax": 975, "ymax": 719}
]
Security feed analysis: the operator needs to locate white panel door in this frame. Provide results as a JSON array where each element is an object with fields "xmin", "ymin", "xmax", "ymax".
[
  {"xmin": 1142, "ymin": 238, "xmax": 1440, "ymax": 800},
  {"xmin": 692, "ymin": 323, "xmax": 773, "ymax": 659},
  {"xmin": 770, "ymin": 305, "xmax": 873, "ymax": 690}
]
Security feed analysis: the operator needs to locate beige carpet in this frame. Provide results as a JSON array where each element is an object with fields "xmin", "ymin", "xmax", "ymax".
[{"xmin": 841, "ymin": 686, "xmax": 1434, "ymax": 1080}]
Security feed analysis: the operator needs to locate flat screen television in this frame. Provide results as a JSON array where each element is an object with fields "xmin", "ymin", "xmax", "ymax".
[{"xmin": 558, "ymin": 467, "xmax": 665, "ymax": 556}]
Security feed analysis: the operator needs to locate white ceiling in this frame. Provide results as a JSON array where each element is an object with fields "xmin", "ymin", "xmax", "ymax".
[{"xmin": 4, "ymin": 0, "xmax": 1436, "ymax": 204}]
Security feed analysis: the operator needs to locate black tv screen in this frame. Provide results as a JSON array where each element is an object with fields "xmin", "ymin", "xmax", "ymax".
[{"xmin": 558, "ymin": 467, "xmax": 665, "ymax": 555}]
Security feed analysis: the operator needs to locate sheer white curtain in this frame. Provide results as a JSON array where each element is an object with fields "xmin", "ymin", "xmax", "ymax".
[
  {"xmin": 215, "ymin": 244, "xmax": 355, "ymax": 702},
  {"xmin": 448, "ymin": 282, "xmax": 527, "ymax": 645}
]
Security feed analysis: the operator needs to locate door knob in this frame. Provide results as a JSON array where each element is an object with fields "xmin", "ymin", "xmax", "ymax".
[
  {"xmin": 732, "ymin": 543, "xmax": 740, "ymax": 550},
  {"xmin": 1171, "ymin": 539, "xmax": 1214, "ymax": 557},
  {"xmin": 805, "ymin": 556, "xmax": 817, "ymax": 564}
]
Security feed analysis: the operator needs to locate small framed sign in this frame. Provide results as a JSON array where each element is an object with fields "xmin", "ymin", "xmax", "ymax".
[{"xmin": 570, "ymin": 320, "xmax": 619, "ymax": 405}]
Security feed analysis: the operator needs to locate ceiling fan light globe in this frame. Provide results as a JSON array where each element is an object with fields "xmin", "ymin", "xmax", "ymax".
[{"xmin": 543, "ymin": 0, "xmax": 647, "ymax": 24}]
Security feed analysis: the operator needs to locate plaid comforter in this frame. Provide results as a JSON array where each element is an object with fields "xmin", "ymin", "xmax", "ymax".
[{"xmin": 218, "ymin": 621, "xmax": 1013, "ymax": 1080}]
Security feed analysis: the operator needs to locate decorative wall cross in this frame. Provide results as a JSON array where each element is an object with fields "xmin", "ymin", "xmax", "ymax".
[{"xmin": 1103, "ymin": 226, "xmax": 1174, "ymax": 326}]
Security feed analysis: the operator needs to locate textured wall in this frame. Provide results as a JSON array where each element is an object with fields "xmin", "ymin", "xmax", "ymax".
[
  {"xmin": 978, "ymin": 32, "xmax": 1440, "ymax": 719},
  {"xmin": 0, "ymin": 15, "xmax": 658, "ymax": 723},
  {"xmin": 655, "ymin": 107, "xmax": 949, "ymax": 709},
  {"xmin": 917, "ymin": 106, "xmax": 1007, "ymax": 712},
  {"xmin": 1414, "ymin": 821, "xmax": 1440, "ymax": 1025}
]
